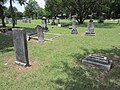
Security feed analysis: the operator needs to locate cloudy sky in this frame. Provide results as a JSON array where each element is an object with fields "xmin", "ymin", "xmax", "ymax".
[{"xmin": 4, "ymin": 0, "xmax": 45, "ymax": 12}]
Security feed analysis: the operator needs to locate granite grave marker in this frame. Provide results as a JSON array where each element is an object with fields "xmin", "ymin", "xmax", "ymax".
[
  {"xmin": 71, "ymin": 16, "xmax": 78, "ymax": 34},
  {"xmin": 12, "ymin": 28, "xmax": 29, "ymax": 66},
  {"xmin": 35, "ymin": 25, "xmax": 44, "ymax": 42}
]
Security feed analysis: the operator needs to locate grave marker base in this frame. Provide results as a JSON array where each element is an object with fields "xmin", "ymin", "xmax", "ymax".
[
  {"xmin": 15, "ymin": 61, "xmax": 28, "ymax": 67},
  {"xmin": 71, "ymin": 30, "xmax": 78, "ymax": 34},
  {"xmin": 85, "ymin": 32, "xmax": 96, "ymax": 36}
]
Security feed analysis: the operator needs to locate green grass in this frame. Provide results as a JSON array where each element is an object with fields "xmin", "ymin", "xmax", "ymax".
[{"xmin": 0, "ymin": 19, "xmax": 120, "ymax": 90}]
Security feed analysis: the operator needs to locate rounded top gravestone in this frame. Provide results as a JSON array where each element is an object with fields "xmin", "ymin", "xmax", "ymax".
[
  {"xmin": 41, "ymin": 17, "xmax": 48, "ymax": 32},
  {"xmin": 35, "ymin": 25, "xmax": 44, "ymax": 42}
]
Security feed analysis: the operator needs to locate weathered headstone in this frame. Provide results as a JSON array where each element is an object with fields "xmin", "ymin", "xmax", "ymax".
[
  {"xmin": 56, "ymin": 17, "xmax": 60, "ymax": 24},
  {"xmin": 85, "ymin": 19, "xmax": 96, "ymax": 35},
  {"xmin": 42, "ymin": 17, "xmax": 48, "ymax": 32},
  {"xmin": 71, "ymin": 16, "xmax": 78, "ymax": 34},
  {"xmin": 51, "ymin": 17, "xmax": 56, "ymax": 25},
  {"xmin": 82, "ymin": 54, "xmax": 112, "ymax": 70},
  {"xmin": 57, "ymin": 17, "xmax": 61, "ymax": 27},
  {"xmin": 35, "ymin": 25, "xmax": 44, "ymax": 42},
  {"xmin": 12, "ymin": 28, "xmax": 29, "ymax": 66}
]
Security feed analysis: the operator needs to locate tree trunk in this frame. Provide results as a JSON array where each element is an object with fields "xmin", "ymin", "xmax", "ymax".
[
  {"xmin": 0, "ymin": 5, "xmax": 6, "ymax": 27},
  {"xmin": 1, "ymin": 16, "xmax": 6, "ymax": 27},
  {"xmin": 10, "ymin": 0, "xmax": 16, "ymax": 28},
  {"xmin": 76, "ymin": 15, "xmax": 84, "ymax": 24}
]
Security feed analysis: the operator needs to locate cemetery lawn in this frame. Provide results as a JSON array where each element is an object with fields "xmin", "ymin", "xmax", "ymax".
[{"xmin": 0, "ymin": 19, "xmax": 120, "ymax": 90}]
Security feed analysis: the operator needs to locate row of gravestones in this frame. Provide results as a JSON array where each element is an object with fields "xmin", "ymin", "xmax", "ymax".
[
  {"xmin": 22, "ymin": 17, "xmax": 32, "ymax": 23},
  {"xmin": 4, "ymin": 17, "xmax": 17, "ymax": 24},
  {"xmin": 71, "ymin": 16, "xmax": 96, "ymax": 35},
  {"xmin": 42, "ymin": 16, "xmax": 96, "ymax": 35}
]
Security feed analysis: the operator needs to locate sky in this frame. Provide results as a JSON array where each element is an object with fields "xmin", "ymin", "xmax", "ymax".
[{"xmin": 4, "ymin": 0, "xmax": 45, "ymax": 12}]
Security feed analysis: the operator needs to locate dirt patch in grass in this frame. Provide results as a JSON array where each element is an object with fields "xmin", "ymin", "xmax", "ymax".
[
  {"xmin": 5, "ymin": 55, "xmax": 40, "ymax": 72},
  {"xmin": 79, "ymin": 32, "xmax": 85, "ymax": 36},
  {"xmin": 4, "ymin": 55, "xmax": 40, "ymax": 82}
]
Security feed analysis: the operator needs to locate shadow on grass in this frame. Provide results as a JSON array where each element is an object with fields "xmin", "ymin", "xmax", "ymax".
[
  {"xmin": 0, "ymin": 33, "xmax": 13, "ymax": 53},
  {"xmin": 53, "ymin": 46, "xmax": 120, "ymax": 90}
]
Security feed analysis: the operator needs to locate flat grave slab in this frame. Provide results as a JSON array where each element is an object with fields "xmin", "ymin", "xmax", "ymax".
[
  {"xmin": 27, "ymin": 32, "xmax": 63, "ymax": 42},
  {"xmin": 82, "ymin": 54, "xmax": 112, "ymax": 70}
]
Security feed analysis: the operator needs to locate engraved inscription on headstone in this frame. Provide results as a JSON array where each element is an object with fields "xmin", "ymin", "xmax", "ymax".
[
  {"xmin": 35, "ymin": 25, "xmax": 44, "ymax": 42},
  {"xmin": 71, "ymin": 16, "xmax": 78, "ymax": 34},
  {"xmin": 12, "ymin": 28, "xmax": 29, "ymax": 66}
]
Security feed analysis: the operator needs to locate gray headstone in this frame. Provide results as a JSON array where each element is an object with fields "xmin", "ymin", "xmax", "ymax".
[
  {"xmin": 71, "ymin": 16, "xmax": 78, "ymax": 34},
  {"xmin": 5, "ymin": 17, "xmax": 9, "ymax": 24},
  {"xmin": 42, "ymin": 17, "xmax": 48, "ymax": 32},
  {"xmin": 9, "ymin": 18, "xmax": 12, "ymax": 24},
  {"xmin": 12, "ymin": 28, "xmax": 29, "ymax": 66},
  {"xmin": 28, "ymin": 18, "xmax": 32, "ymax": 23},
  {"xmin": 35, "ymin": 25, "xmax": 44, "ymax": 42},
  {"xmin": 85, "ymin": 19, "xmax": 96, "ymax": 35},
  {"xmin": 56, "ymin": 17, "xmax": 60, "ymax": 24},
  {"xmin": 51, "ymin": 17, "xmax": 56, "ymax": 25}
]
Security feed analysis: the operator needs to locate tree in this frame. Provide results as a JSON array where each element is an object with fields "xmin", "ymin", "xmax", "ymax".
[
  {"xmin": 9, "ymin": 0, "xmax": 26, "ymax": 27},
  {"xmin": 110, "ymin": 0, "xmax": 120, "ymax": 19},
  {"xmin": 45, "ymin": 0, "xmax": 111, "ymax": 24},
  {"xmin": 0, "ymin": 0, "xmax": 7, "ymax": 27},
  {"xmin": 24, "ymin": 0, "xmax": 39, "ymax": 19},
  {"xmin": 17, "ymin": 12, "xmax": 23, "ymax": 19},
  {"xmin": 45, "ymin": 0, "xmax": 63, "ymax": 17}
]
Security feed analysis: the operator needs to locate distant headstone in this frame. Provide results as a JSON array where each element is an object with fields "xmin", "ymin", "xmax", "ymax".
[
  {"xmin": 57, "ymin": 17, "xmax": 61, "ymax": 27},
  {"xmin": 56, "ymin": 17, "xmax": 60, "ymax": 24},
  {"xmin": 12, "ymin": 28, "xmax": 29, "ymax": 66},
  {"xmin": 47, "ymin": 18, "xmax": 50, "ymax": 23},
  {"xmin": 42, "ymin": 17, "xmax": 48, "ymax": 32},
  {"xmin": 51, "ymin": 17, "xmax": 56, "ymax": 25},
  {"xmin": 85, "ymin": 19, "xmax": 96, "ymax": 36},
  {"xmin": 9, "ymin": 18, "xmax": 12, "ymax": 24},
  {"xmin": 71, "ymin": 16, "xmax": 78, "ymax": 34},
  {"xmin": 22, "ymin": 17, "xmax": 31, "ymax": 23},
  {"xmin": 35, "ymin": 25, "xmax": 44, "ymax": 42},
  {"xmin": 5, "ymin": 17, "xmax": 9, "ymax": 24},
  {"xmin": 28, "ymin": 18, "xmax": 32, "ymax": 23},
  {"xmin": 82, "ymin": 54, "xmax": 112, "ymax": 70}
]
